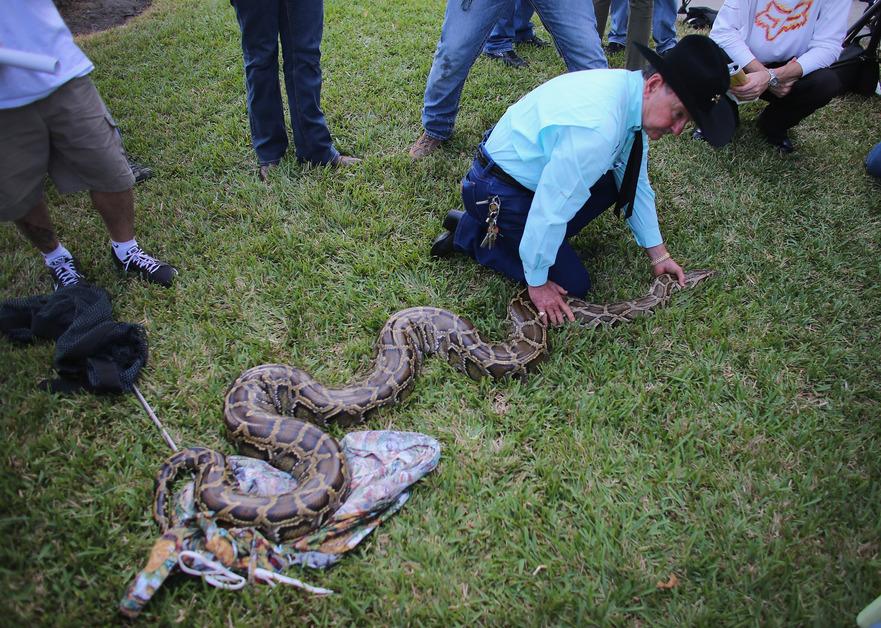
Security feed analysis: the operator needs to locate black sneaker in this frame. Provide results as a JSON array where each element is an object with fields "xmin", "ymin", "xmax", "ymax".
[
  {"xmin": 125, "ymin": 153, "xmax": 154, "ymax": 184},
  {"xmin": 518, "ymin": 35, "xmax": 549, "ymax": 48},
  {"xmin": 605, "ymin": 42, "xmax": 625, "ymax": 54},
  {"xmin": 483, "ymin": 49, "xmax": 529, "ymax": 68},
  {"xmin": 47, "ymin": 255, "xmax": 84, "ymax": 290},
  {"xmin": 111, "ymin": 245, "xmax": 177, "ymax": 287},
  {"xmin": 757, "ymin": 122, "xmax": 795, "ymax": 154}
]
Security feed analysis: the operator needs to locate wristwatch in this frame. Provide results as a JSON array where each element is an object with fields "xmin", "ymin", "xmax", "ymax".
[{"xmin": 766, "ymin": 68, "xmax": 780, "ymax": 88}]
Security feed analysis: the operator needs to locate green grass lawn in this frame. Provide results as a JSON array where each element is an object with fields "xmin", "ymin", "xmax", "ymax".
[{"xmin": 2, "ymin": 0, "xmax": 880, "ymax": 624}]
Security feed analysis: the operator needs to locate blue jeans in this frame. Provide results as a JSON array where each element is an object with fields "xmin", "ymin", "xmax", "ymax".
[
  {"xmin": 421, "ymin": 0, "xmax": 607, "ymax": 141},
  {"xmin": 453, "ymin": 146, "xmax": 618, "ymax": 297},
  {"xmin": 608, "ymin": 0, "xmax": 679, "ymax": 54},
  {"xmin": 230, "ymin": 0, "xmax": 338, "ymax": 166},
  {"xmin": 483, "ymin": 0, "xmax": 536, "ymax": 54},
  {"xmin": 867, "ymin": 142, "xmax": 881, "ymax": 178}
]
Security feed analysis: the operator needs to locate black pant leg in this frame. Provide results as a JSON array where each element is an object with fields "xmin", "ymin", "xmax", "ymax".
[{"xmin": 759, "ymin": 66, "xmax": 845, "ymax": 137}]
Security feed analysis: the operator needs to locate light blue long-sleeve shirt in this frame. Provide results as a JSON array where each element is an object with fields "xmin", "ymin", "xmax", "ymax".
[{"xmin": 484, "ymin": 69, "xmax": 662, "ymax": 287}]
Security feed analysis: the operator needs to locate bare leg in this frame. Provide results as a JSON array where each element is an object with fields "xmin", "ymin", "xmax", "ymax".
[
  {"xmin": 90, "ymin": 189, "xmax": 135, "ymax": 242},
  {"xmin": 14, "ymin": 197, "xmax": 59, "ymax": 254},
  {"xmin": 91, "ymin": 187, "xmax": 176, "ymax": 286}
]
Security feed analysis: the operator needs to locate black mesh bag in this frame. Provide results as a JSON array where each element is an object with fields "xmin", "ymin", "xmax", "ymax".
[{"xmin": 0, "ymin": 284, "xmax": 148, "ymax": 393}]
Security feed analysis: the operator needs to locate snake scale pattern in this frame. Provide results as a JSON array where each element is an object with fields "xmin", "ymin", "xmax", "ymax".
[{"xmin": 153, "ymin": 270, "xmax": 713, "ymax": 541}]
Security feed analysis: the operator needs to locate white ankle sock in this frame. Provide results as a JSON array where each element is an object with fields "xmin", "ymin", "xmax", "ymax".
[
  {"xmin": 111, "ymin": 238, "xmax": 138, "ymax": 261},
  {"xmin": 43, "ymin": 244, "xmax": 73, "ymax": 266}
]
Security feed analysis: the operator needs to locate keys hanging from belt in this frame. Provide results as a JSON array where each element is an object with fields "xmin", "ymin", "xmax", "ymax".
[{"xmin": 479, "ymin": 195, "xmax": 501, "ymax": 249}]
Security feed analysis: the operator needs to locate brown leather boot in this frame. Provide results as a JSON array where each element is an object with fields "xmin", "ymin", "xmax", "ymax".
[
  {"xmin": 408, "ymin": 132, "xmax": 444, "ymax": 159},
  {"xmin": 331, "ymin": 155, "xmax": 362, "ymax": 167},
  {"xmin": 258, "ymin": 162, "xmax": 278, "ymax": 182}
]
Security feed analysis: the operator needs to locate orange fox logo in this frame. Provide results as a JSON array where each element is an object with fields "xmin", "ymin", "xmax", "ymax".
[{"xmin": 755, "ymin": 0, "xmax": 813, "ymax": 40}]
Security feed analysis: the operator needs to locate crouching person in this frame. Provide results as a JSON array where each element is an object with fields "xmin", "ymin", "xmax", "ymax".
[
  {"xmin": 431, "ymin": 35, "xmax": 733, "ymax": 325},
  {"xmin": 709, "ymin": 0, "xmax": 848, "ymax": 153}
]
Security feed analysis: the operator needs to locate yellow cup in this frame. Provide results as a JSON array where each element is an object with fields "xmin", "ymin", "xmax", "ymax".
[{"xmin": 728, "ymin": 63, "xmax": 748, "ymax": 87}]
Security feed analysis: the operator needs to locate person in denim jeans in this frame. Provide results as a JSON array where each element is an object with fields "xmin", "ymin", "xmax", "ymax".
[
  {"xmin": 867, "ymin": 142, "xmax": 881, "ymax": 179},
  {"xmin": 482, "ymin": 0, "xmax": 548, "ymax": 68},
  {"xmin": 408, "ymin": 0, "xmax": 608, "ymax": 160},
  {"xmin": 230, "ymin": 0, "xmax": 359, "ymax": 181},
  {"xmin": 428, "ymin": 36, "xmax": 734, "ymax": 323},
  {"xmin": 606, "ymin": 0, "xmax": 679, "ymax": 55}
]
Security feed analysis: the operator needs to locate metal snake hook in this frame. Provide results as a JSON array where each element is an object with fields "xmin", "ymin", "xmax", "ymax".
[{"xmin": 133, "ymin": 384, "xmax": 178, "ymax": 452}]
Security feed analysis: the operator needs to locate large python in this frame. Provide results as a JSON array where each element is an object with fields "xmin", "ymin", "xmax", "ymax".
[{"xmin": 153, "ymin": 270, "xmax": 712, "ymax": 541}]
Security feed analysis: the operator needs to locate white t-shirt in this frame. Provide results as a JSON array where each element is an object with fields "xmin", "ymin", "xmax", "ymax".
[
  {"xmin": 710, "ymin": 0, "xmax": 848, "ymax": 77},
  {"xmin": 0, "ymin": 0, "xmax": 94, "ymax": 109}
]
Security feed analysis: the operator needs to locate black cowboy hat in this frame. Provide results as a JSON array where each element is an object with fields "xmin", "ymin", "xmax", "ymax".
[{"xmin": 635, "ymin": 35, "xmax": 735, "ymax": 147}]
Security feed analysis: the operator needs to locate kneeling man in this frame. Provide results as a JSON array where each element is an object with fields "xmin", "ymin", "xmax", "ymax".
[{"xmin": 431, "ymin": 35, "xmax": 733, "ymax": 325}]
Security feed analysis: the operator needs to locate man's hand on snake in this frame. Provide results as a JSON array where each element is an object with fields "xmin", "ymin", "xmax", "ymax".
[
  {"xmin": 528, "ymin": 280, "xmax": 575, "ymax": 326},
  {"xmin": 153, "ymin": 270, "xmax": 714, "ymax": 541},
  {"xmin": 652, "ymin": 257, "xmax": 685, "ymax": 287}
]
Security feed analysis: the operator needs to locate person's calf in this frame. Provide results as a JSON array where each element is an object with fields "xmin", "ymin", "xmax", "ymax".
[
  {"xmin": 14, "ymin": 198, "xmax": 59, "ymax": 254},
  {"xmin": 91, "ymin": 189, "xmax": 136, "ymax": 242}
]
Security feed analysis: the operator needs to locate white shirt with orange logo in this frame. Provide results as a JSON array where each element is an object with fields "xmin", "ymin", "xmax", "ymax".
[{"xmin": 709, "ymin": 0, "xmax": 848, "ymax": 76}]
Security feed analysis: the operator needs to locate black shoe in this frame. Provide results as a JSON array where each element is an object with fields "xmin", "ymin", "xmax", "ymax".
[
  {"xmin": 605, "ymin": 42, "xmax": 625, "ymax": 54},
  {"xmin": 770, "ymin": 136, "xmax": 794, "ymax": 153},
  {"xmin": 47, "ymin": 255, "xmax": 84, "ymax": 290},
  {"xmin": 126, "ymin": 153, "xmax": 154, "ymax": 184},
  {"xmin": 762, "ymin": 132, "xmax": 795, "ymax": 154},
  {"xmin": 692, "ymin": 128, "xmax": 707, "ymax": 142},
  {"xmin": 483, "ymin": 50, "xmax": 528, "ymax": 68},
  {"xmin": 518, "ymin": 35, "xmax": 548, "ymax": 48},
  {"xmin": 111, "ymin": 245, "xmax": 177, "ymax": 287},
  {"xmin": 431, "ymin": 210, "xmax": 463, "ymax": 258},
  {"xmin": 757, "ymin": 116, "xmax": 795, "ymax": 154},
  {"xmin": 430, "ymin": 231, "xmax": 454, "ymax": 258},
  {"xmin": 443, "ymin": 209, "xmax": 463, "ymax": 232}
]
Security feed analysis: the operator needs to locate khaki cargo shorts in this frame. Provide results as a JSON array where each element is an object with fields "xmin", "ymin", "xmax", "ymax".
[{"xmin": 0, "ymin": 75, "xmax": 136, "ymax": 221}]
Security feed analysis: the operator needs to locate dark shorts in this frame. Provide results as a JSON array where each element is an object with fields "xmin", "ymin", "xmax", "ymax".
[{"xmin": 0, "ymin": 75, "xmax": 135, "ymax": 221}]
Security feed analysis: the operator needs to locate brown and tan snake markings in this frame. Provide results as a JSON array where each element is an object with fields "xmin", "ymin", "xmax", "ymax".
[{"xmin": 153, "ymin": 270, "xmax": 713, "ymax": 541}]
